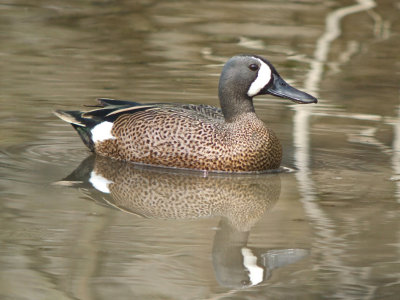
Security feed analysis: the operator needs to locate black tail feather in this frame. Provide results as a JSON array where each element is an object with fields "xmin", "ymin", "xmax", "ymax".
[
  {"xmin": 97, "ymin": 98, "xmax": 141, "ymax": 107},
  {"xmin": 54, "ymin": 110, "xmax": 97, "ymax": 151},
  {"xmin": 72, "ymin": 125, "xmax": 95, "ymax": 151}
]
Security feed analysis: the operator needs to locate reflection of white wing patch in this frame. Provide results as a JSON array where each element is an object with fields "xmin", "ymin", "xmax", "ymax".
[
  {"xmin": 241, "ymin": 247, "xmax": 264, "ymax": 286},
  {"xmin": 247, "ymin": 58, "xmax": 272, "ymax": 97},
  {"xmin": 89, "ymin": 171, "xmax": 113, "ymax": 194},
  {"xmin": 91, "ymin": 121, "xmax": 116, "ymax": 143}
]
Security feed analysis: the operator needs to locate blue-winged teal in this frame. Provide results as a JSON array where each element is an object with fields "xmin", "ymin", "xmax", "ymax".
[{"xmin": 54, "ymin": 55, "xmax": 317, "ymax": 172}]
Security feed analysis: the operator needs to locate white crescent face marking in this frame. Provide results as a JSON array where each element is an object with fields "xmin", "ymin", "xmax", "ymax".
[
  {"xmin": 247, "ymin": 58, "xmax": 272, "ymax": 97},
  {"xmin": 91, "ymin": 121, "xmax": 116, "ymax": 143},
  {"xmin": 89, "ymin": 171, "xmax": 113, "ymax": 194}
]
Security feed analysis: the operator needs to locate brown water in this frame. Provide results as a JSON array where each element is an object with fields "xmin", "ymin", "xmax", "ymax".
[{"xmin": 1, "ymin": 0, "xmax": 400, "ymax": 299}]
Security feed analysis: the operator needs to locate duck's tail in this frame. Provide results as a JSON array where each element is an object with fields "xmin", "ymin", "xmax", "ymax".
[
  {"xmin": 53, "ymin": 110, "xmax": 96, "ymax": 151},
  {"xmin": 54, "ymin": 98, "xmax": 152, "ymax": 151}
]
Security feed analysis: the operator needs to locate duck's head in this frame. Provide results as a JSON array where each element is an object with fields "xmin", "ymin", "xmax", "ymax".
[{"xmin": 218, "ymin": 55, "xmax": 317, "ymax": 121}]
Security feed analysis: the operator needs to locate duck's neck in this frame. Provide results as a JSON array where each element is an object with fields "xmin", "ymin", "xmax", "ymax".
[{"xmin": 219, "ymin": 89, "xmax": 255, "ymax": 123}]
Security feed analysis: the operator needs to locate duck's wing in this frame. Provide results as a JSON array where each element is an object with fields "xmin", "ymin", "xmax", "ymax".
[
  {"xmin": 177, "ymin": 104, "xmax": 224, "ymax": 121},
  {"xmin": 96, "ymin": 98, "xmax": 142, "ymax": 107},
  {"xmin": 94, "ymin": 98, "xmax": 224, "ymax": 121},
  {"xmin": 55, "ymin": 98, "xmax": 223, "ymax": 125},
  {"xmin": 54, "ymin": 99, "xmax": 224, "ymax": 151}
]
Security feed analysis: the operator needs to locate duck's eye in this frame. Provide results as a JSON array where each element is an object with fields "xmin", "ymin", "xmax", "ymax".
[{"xmin": 248, "ymin": 64, "xmax": 259, "ymax": 71}]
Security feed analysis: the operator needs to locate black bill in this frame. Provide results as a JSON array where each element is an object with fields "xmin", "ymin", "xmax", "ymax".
[{"xmin": 261, "ymin": 73, "xmax": 318, "ymax": 104}]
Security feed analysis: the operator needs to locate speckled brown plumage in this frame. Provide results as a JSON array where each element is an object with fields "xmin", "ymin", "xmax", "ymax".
[{"xmin": 94, "ymin": 108, "xmax": 282, "ymax": 172}]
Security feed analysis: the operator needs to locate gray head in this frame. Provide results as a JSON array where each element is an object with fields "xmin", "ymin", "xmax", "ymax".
[{"xmin": 218, "ymin": 55, "xmax": 317, "ymax": 122}]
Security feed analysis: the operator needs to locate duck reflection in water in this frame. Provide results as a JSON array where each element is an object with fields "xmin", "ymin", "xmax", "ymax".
[{"xmin": 58, "ymin": 155, "xmax": 309, "ymax": 288}]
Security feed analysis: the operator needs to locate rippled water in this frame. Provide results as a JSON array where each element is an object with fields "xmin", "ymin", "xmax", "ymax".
[{"xmin": 1, "ymin": 0, "xmax": 400, "ymax": 299}]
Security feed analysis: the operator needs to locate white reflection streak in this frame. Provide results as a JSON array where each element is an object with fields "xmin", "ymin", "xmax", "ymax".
[
  {"xmin": 304, "ymin": 0, "xmax": 376, "ymax": 95},
  {"xmin": 294, "ymin": 0, "xmax": 376, "ymax": 297},
  {"xmin": 295, "ymin": 0, "xmax": 376, "ymax": 227},
  {"xmin": 392, "ymin": 105, "xmax": 400, "ymax": 203}
]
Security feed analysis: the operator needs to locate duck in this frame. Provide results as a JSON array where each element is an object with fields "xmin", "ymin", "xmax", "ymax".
[{"xmin": 54, "ymin": 54, "xmax": 317, "ymax": 172}]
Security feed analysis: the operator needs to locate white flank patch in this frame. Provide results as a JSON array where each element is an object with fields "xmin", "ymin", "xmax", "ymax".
[
  {"xmin": 89, "ymin": 171, "xmax": 113, "ymax": 194},
  {"xmin": 91, "ymin": 121, "xmax": 116, "ymax": 143},
  {"xmin": 247, "ymin": 58, "xmax": 272, "ymax": 97},
  {"xmin": 241, "ymin": 247, "xmax": 264, "ymax": 286}
]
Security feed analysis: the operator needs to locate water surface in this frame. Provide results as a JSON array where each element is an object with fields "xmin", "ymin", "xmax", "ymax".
[{"xmin": 1, "ymin": 0, "xmax": 400, "ymax": 299}]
